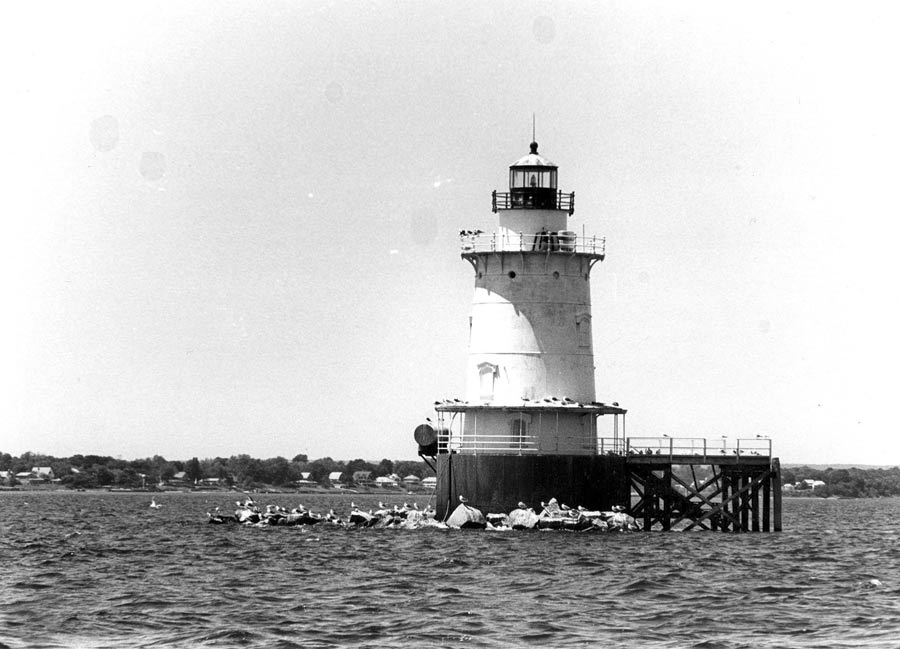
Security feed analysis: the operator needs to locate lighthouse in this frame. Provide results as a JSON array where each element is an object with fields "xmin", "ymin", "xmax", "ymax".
[{"xmin": 417, "ymin": 141, "xmax": 630, "ymax": 519}]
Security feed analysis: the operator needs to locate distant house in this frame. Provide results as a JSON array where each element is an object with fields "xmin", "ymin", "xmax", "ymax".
[
  {"xmin": 32, "ymin": 467, "xmax": 55, "ymax": 480},
  {"xmin": 352, "ymin": 471, "xmax": 372, "ymax": 487},
  {"xmin": 328, "ymin": 471, "xmax": 344, "ymax": 486},
  {"xmin": 0, "ymin": 470, "xmax": 11, "ymax": 484},
  {"xmin": 421, "ymin": 476, "xmax": 437, "ymax": 489},
  {"xmin": 296, "ymin": 472, "xmax": 316, "ymax": 486},
  {"xmin": 803, "ymin": 479, "xmax": 827, "ymax": 490},
  {"xmin": 402, "ymin": 474, "xmax": 421, "ymax": 487},
  {"xmin": 166, "ymin": 471, "xmax": 188, "ymax": 486},
  {"xmin": 374, "ymin": 476, "xmax": 398, "ymax": 488}
]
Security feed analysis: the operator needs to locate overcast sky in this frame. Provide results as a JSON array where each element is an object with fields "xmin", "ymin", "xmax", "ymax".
[{"xmin": 2, "ymin": 2, "xmax": 898, "ymax": 465}]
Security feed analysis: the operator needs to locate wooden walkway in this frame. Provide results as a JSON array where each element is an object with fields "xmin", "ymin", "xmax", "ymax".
[{"xmin": 626, "ymin": 455, "xmax": 782, "ymax": 532}]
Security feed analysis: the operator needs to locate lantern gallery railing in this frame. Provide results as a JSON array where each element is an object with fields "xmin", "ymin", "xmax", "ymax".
[
  {"xmin": 460, "ymin": 231, "xmax": 606, "ymax": 256},
  {"xmin": 492, "ymin": 190, "xmax": 575, "ymax": 214}
]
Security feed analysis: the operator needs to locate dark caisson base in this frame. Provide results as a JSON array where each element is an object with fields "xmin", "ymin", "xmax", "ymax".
[{"xmin": 434, "ymin": 453, "xmax": 630, "ymax": 520}]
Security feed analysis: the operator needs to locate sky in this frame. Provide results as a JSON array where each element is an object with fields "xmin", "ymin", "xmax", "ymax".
[{"xmin": 2, "ymin": 1, "xmax": 899, "ymax": 465}]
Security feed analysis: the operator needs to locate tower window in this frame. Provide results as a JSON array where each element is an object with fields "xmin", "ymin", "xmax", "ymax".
[
  {"xmin": 478, "ymin": 362, "xmax": 499, "ymax": 401},
  {"xmin": 509, "ymin": 418, "xmax": 528, "ymax": 449},
  {"xmin": 576, "ymin": 313, "xmax": 591, "ymax": 348}
]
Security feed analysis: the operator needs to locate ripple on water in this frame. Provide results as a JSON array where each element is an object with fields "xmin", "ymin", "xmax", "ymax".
[{"xmin": 2, "ymin": 492, "xmax": 900, "ymax": 648}]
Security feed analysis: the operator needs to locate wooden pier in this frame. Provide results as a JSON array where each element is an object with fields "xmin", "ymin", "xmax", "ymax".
[
  {"xmin": 626, "ymin": 453, "xmax": 782, "ymax": 532},
  {"xmin": 425, "ymin": 433, "xmax": 782, "ymax": 531}
]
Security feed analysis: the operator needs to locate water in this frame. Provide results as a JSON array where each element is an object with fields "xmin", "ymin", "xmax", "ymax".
[{"xmin": 2, "ymin": 492, "xmax": 899, "ymax": 648}]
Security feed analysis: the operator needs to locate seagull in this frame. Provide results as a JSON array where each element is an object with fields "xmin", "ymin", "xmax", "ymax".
[
  {"xmin": 612, "ymin": 402, "xmax": 619, "ymax": 406},
  {"xmin": 150, "ymin": 499, "xmax": 162, "ymax": 509},
  {"xmin": 662, "ymin": 434, "xmax": 669, "ymax": 438},
  {"xmin": 517, "ymin": 501, "xmax": 528, "ymax": 509}
]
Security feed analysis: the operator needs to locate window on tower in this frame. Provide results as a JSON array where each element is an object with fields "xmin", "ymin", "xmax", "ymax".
[
  {"xmin": 509, "ymin": 417, "xmax": 528, "ymax": 450},
  {"xmin": 576, "ymin": 312, "xmax": 592, "ymax": 348},
  {"xmin": 478, "ymin": 362, "xmax": 499, "ymax": 401}
]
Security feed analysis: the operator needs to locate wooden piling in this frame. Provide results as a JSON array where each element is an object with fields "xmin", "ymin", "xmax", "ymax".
[{"xmin": 772, "ymin": 458, "xmax": 782, "ymax": 532}]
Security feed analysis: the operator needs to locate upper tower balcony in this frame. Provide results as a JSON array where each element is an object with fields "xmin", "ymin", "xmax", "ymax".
[{"xmin": 492, "ymin": 142, "xmax": 574, "ymax": 215}]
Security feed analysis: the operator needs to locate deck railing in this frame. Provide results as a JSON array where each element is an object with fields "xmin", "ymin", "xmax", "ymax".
[
  {"xmin": 460, "ymin": 231, "xmax": 606, "ymax": 256},
  {"xmin": 437, "ymin": 432, "xmax": 541, "ymax": 455},
  {"xmin": 434, "ymin": 431, "xmax": 771, "ymax": 459},
  {"xmin": 625, "ymin": 437, "xmax": 772, "ymax": 460}
]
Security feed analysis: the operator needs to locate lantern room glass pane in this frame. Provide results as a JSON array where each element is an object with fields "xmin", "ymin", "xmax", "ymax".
[{"xmin": 510, "ymin": 168, "xmax": 557, "ymax": 189}]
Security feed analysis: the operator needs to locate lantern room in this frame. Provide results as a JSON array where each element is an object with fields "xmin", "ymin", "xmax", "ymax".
[
  {"xmin": 492, "ymin": 141, "xmax": 573, "ymax": 215},
  {"xmin": 509, "ymin": 141, "xmax": 558, "ymax": 209}
]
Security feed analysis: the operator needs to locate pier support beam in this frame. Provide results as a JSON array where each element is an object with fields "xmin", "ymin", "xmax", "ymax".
[{"xmin": 625, "ymin": 456, "xmax": 781, "ymax": 532}]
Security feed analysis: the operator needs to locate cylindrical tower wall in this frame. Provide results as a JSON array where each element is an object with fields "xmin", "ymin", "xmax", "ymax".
[{"xmin": 464, "ymin": 252, "xmax": 596, "ymax": 404}]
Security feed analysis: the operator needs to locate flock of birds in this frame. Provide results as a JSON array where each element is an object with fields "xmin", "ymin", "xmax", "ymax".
[
  {"xmin": 433, "ymin": 397, "xmax": 620, "ymax": 409},
  {"xmin": 203, "ymin": 496, "xmax": 639, "ymax": 532}
]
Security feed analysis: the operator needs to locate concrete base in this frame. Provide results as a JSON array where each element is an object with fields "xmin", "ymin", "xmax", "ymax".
[{"xmin": 435, "ymin": 453, "xmax": 630, "ymax": 520}]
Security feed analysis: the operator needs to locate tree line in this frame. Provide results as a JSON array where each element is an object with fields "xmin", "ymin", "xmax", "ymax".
[
  {"xmin": 0, "ymin": 451, "xmax": 432, "ymax": 491},
  {"xmin": 781, "ymin": 465, "xmax": 900, "ymax": 498}
]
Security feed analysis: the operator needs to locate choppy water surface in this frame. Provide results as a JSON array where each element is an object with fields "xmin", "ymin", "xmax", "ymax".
[{"xmin": 1, "ymin": 492, "xmax": 899, "ymax": 648}]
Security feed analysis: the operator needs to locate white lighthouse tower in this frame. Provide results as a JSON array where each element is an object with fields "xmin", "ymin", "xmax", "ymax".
[{"xmin": 418, "ymin": 140, "xmax": 628, "ymax": 519}]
